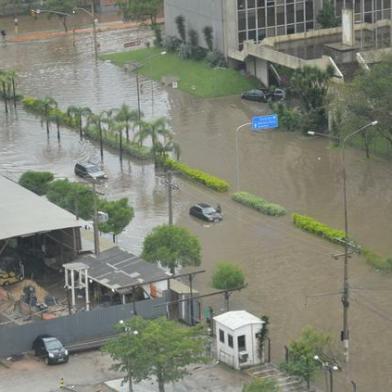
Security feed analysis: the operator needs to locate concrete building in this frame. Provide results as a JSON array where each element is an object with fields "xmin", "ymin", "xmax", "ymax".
[
  {"xmin": 164, "ymin": 0, "xmax": 391, "ymax": 55},
  {"xmin": 214, "ymin": 310, "xmax": 264, "ymax": 370}
]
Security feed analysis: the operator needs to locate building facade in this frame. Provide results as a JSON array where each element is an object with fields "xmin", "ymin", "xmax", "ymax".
[{"xmin": 164, "ymin": 0, "xmax": 392, "ymax": 55}]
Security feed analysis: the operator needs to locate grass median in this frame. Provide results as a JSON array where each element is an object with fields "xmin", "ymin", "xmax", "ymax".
[{"xmin": 101, "ymin": 48, "xmax": 258, "ymax": 98}]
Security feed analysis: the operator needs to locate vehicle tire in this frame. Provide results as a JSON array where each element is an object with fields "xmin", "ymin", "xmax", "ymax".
[{"xmin": 44, "ymin": 357, "xmax": 49, "ymax": 365}]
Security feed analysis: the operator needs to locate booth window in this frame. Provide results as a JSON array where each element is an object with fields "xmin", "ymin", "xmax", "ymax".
[
  {"xmin": 219, "ymin": 329, "xmax": 225, "ymax": 343},
  {"xmin": 238, "ymin": 335, "xmax": 246, "ymax": 351},
  {"xmin": 228, "ymin": 334, "xmax": 234, "ymax": 348}
]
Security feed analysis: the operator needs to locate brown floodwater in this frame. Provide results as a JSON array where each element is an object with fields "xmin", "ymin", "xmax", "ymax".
[{"xmin": 1, "ymin": 26, "xmax": 392, "ymax": 392}]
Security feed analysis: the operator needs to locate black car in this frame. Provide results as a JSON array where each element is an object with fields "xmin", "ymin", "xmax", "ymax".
[
  {"xmin": 74, "ymin": 162, "xmax": 107, "ymax": 180},
  {"xmin": 241, "ymin": 89, "xmax": 269, "ymax": 102},
  {"xmin": 241, "ymin": 88, "xmax": 286, "ymax": 102},
  {"xmin": 189, "ymin": 203, "xmax": 223, "ymax": 222},
  {"xmin": 32, "ymin": 335, "xmax": 69, "ymax": 365}
]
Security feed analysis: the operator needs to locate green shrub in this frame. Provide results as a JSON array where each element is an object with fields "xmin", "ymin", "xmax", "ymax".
[
  {"xmin": 164, "ymin": 158, "xmax": 229, "ymax": 192},
  {"xmin": 18, "ymin": 171, "xmax": 54, "ymax": 195},
  {"xmin": 292, "ymin": 213, "xmax": 346, "ymax": 244},
  {"xmin": 363, "ymin": 248, "xmax": 392, "ymax": 272},
  {"xmin": 232, "ymin": 191, "xmax": 287, "ymax": 216},
  {"xmin": 206, "ymin": 50, "xmax": 227, "ymax": 68}
]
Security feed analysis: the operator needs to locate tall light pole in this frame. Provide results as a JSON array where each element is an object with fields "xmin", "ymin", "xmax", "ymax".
[
  {"xmin": 72, "ymin": 6, "xmax": 98, "ymax": 56},
  {"xmin": 314, "ymin": 355, "xmax": 340, "ymax": 392},
  {"xmin": 308, "ymin": 120, "xmax": 378, "ymax": 362},
  {"xmin": 235, "ymin": 122, "xmax": 251, "ymax": 191}
]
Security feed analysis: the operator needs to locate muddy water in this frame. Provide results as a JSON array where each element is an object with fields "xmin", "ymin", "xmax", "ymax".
[{"xmin": 1, "ymin": 30, "xmax": 392, "ymax": 391}]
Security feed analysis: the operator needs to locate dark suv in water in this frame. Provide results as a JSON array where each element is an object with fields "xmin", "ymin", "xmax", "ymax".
[
  {"xmin": 74, "ymin": 162, "xmax": 107, "ymax": 180},
  {"xmin": 32, "ymin": 335, "xmax": 69, "ymax": 365},
  {"xmin": 189, "ymin": 203, "xmax": 223, "ymax": 222}
]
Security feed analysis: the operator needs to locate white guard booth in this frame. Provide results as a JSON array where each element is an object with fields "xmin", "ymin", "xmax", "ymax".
[{"xmin": 214, "ymin": 310, "xmax": 264, "ymax": 370}]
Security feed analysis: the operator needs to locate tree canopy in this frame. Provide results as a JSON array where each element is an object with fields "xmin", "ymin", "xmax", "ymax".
[
  {"xmin": 18, "ymin": 171, "xmax": 54, "ymax": 196},
  {"xmin": 103, "ymin": 316, "xmax": 207, "ymax": 392},
  {"xmin": 142, "ymin": 225, "xmax": 201, "ymax": 274},
  {"xmin": 45, "ymin": 0, "xmax": 78, "ymax": 31},
  {"xmin": 317, "ymin": 1, "xmax": 339, "ymax": 28},
  {"xmin": 212, "ymin": 262, "xmax": 245, "ymax": 290},
  {"xmin": 115, "ymin": 0, "xmax": 162, "ymax": 24}
]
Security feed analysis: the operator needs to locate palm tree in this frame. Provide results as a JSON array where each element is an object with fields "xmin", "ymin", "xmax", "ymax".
[
  {"xmin": 112, "ymin": 121, "xmax": 126, "ymax": 161},
  {"xmin": 67, "ymin": 106, "xmax": 92, "ymax": 139},
  {"xmin": 88, "ymin": 110, "xmax": 107, "ymax": 162},
  {"xmin": 155, "ymin": 136, "xmax": 181, "ymax": 163},
  {"xmin": 0, "ymin": 72, "xmax": 9, "ymax": 114},
  {"xmin": 40, "ymin": 97, "xmax": 58, "ymax": 136},
  {"xmin": 134, "ymin": 118, "xmax": 175, "ymax": 167},
  {"xmin": 114, "ymin": 104, "xmax": 141, "ymax": 143},
  {"xmin": 48, "ymin": 108, "xmax": 63, "ymax": 141},
  {"xmin": 7, "ymin": 69, "xmax": 17, "ymax": 108}
]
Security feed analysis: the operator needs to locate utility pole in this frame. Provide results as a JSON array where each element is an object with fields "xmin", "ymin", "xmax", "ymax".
[
  {"xmin": 167, "ymin": 171, "xmax": 173, "ymax": 225},
  {"xmin": 136, "ymin": 68, "xmax": 141, "ymax": 132},
  {"xmin": 92, "ymin": 181, "xmax": 100, "ymax": 256}
]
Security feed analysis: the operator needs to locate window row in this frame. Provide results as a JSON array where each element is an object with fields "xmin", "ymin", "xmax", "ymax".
[
  {"xmin": 219, "ymin": 329, "xmax": 246, "ymax": 351},
  {"xmin": 238, "ymin": 0, "xmax": 307, "ymax": 9}
]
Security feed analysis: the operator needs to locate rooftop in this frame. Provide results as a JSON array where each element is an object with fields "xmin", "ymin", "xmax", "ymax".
[
  {"xmin": 0, "ymin": 175, "xmax": 81, "ymax": 241},
  {"xmin": 214, "ymin": 310, "xmax": 263, "ymax": 330}
]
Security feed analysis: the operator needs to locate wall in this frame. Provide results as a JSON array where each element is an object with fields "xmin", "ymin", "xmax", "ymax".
[
  {"xmin": 0, "ymin": 297, "xmax": 167, "ymax": 357},
  {"xmin": 164, "ymin": 0, "xmax": 226, "ymax": 53}
]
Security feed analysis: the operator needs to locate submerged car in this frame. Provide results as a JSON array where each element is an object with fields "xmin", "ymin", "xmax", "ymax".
[
  {"xmin": 74, "ymin": 162, "xmax": 107, "ymax": 180},
  {"xmin": 189, "ymin": 203, "xmax": 223, "ymax": 222},
  {"xmin": 32, "ymin": 335, "xmax": 69, "ymax": 365}
]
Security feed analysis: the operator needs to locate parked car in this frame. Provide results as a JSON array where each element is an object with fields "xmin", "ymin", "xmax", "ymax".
[
  {"xmin": 189, "ymin": 203, "xmax": 223, "ymax": 222},
  {"xmin": 241, "ymin": 89, "xmax": 269, "ymax": 102},
  {"xmin": 32, "ymin": 335, "xmax": 69, "ymax": 365},
  {"xmin": 241, "ymin": 88, "xmax": 286, "ymax": 102},
  {"xmin": 74, "ymin": 162, "xmax": 107, "ymax": 180}
]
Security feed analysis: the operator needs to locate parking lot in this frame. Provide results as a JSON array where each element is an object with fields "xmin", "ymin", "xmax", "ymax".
[{"xmin": 0, "ymin": 350, "xmax": 248, "ymax": 392}]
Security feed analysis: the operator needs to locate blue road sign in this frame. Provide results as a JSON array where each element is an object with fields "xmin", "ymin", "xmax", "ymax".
[{"xmin": 251, "ymin": 114, "xmax": 278, "ymax": 131}]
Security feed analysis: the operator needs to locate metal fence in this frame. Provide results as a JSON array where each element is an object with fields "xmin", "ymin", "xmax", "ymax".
[{"xmin": 0, "ymin": 297, "xmax": 166, "ymax": 357}]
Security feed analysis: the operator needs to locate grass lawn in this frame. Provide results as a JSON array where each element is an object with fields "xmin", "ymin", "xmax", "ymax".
[{"xmin": 101, "ymin": 48, "xmax": 259, "ymax": 98}]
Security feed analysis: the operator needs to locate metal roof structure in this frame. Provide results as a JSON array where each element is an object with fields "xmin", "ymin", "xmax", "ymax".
[
  {"xmin": 69, "ymin": 247, "xmax": 170, "ymax": 292},
  {"xmin": 214, "ymin": 311, "xmax": 263, "ymax": 330},
  {"xmin": 0, "ymin": 175, "xmax": 81, "ymax": 241}
]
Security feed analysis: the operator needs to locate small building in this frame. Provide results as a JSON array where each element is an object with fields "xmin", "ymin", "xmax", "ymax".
[{"xmin": 214, "ymin": 310, "xmax": 264, "ymax": 370}]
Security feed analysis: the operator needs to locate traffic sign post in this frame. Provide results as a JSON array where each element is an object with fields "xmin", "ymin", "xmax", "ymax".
[{"xmin": 251, "ymin": 114, "xmax": 278, "ymax": 131}]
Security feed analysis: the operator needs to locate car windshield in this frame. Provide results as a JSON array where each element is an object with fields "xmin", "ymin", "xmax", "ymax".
[
  {"xmin": 45, "ymin": 339, "xmax": 62, "ymax": 350},
  {"xmin": 86, "ymin": 165, "xmax": 100, "ymax": 173},
  {"xmin": 204, "ymin": 207, "xmax": 216, "ymax": 214}
]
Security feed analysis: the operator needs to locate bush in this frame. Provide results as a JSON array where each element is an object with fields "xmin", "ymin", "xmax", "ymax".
[
  {"xmin": 292, "ymin": 213, "xmax": 346, "ymax": 244},
  {"xmin": 177, "ymin": 42, "xmax": 193, "ymax": 60},
  {"xmin": 152, "ymin": 24, "xmax": 163, "ymax": 48},
  {"xmin": 192, "ymin": 47, "xmax": 207, "ymax": 61},
  {"xmin": 232, "ymin": 192, "xmax": 287, "ymax": 216},
  {"xmin": 163, "ymin": 36, "xmax": 182, "ymax": 52},
  {"xmin": 164, "ymin": 158, "xmax": 229, "ymax": 192},
  {"xmin": 362, "ymin": 248, "xmax": 392, "ymax": 272},
  {"xmin": 18, "ymin": 171, "xmax": 54, "ymax": 195},
  {"xmin": 206, "ymin": 50, "xmax": 227, "ymax": 68}
]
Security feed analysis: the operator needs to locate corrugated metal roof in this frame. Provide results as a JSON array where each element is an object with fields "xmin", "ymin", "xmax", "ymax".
[
  {"xmin": 214, "ymin": 311, "xmax": 263, "ymax": 330},
  {"xmin": 0, "ymin": 175, "xmax": 81, "ymax": 241},
  {"xmin": 71, "ymin": 247, "xmax": 170, "ymax": 291}
]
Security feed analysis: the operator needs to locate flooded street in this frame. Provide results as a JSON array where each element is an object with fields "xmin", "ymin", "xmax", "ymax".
[{"xmin": 1, "ymin": 27, "xmax": 392, "ymax": 391}]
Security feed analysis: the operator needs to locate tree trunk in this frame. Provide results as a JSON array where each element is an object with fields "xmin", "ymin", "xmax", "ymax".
[
  {"xmin": 45, "ymin": 108, "xmax": 49, "ymax": 135},
  {"xmin": 158, "ymin": 376, "xmax": 165, "ymax": 392},
  {"xmin": 128, "ymin": 372, "xmax": 133, "ymax": 392},
  {"xmin": 2, "ymin": 83, "xmax": 8, "ymax": 114},
  {"xmin": 79, "ymin": 117, "xmax": 83, "ymax": 139},
  {"xmin": 56, "ymin": 119, "xmax": 60, "ymax": 141},
  {"xmin": 11, "ymin": 77, "xmax": 16, "ymax": 108},
  {"xmin": 126, "ymin": 123, "xmax": 129, "ymax": 142},
  {"xmin": 112, "ymin": 233, "xmax": 116, "ymax": 243},
  {"xmin": 119, "ymin": 131, "xmax": 123, "ymax": 161},
  {"xmin": 99, "ymin": 124, "xmax": 104, "ymax": 162},
  {"xmin": 62, "ymin": 16, "xmax": 68, "ymax": 32}
]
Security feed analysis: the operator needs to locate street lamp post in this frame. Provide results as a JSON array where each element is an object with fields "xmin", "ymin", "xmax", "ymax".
[
  {"xmin": 314, "ymin": 355, "xmax": 340, "ymax": 392},
  {"xmin": 308, "ymin": 120, "xmax": 378, "ymax": 362},
  {"xmin": 72, "ymin": 5, "xmax": 98, "ymax": 56},
  {"xmin": 235, "ymin": 122, "xmax": 251, "ymax": 191}
]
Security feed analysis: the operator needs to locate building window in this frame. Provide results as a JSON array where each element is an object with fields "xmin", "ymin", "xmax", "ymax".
[
  {"xmin": 296, "ymin": 3, "xmax": 304, "ymax": 22},
  {"xmin": 287, "ymin": 4, "xmax": 295, "ymax": 23},
  {"xmin": 267, "ymin": 7, "xmax": 275, "ymax": 25},
  {"xmin": 248, "ymin": 9, "xmax": 256, "ymax": 29},
  {"xmin": 238, "ymin": 335, "xmax": 246, "ymax": 351},
  {"xmin": 277, "ymin": 6, "xmax": 285, "ymax": 24},
  {"xmin": 305, "ymin": 0, "xmax": 313, "ymax": 20},
  {"xmin": 238, "ymin": 10, "xmax": 247, "ymax": 30},
  {"xmin": 219, "ymin": 329, "xmax": 225, "ymax": 343},
  {"xmin": 248, "ymin": 30, "xmax": 256, "ymax": 40},
  {"xmin": 248, "ymin": 0, "xmax": 256, "ymax": 8},
  {"xmin": 258, "ymin": 0, "xmax": 265, "ymax": 6},
  {"xmin": 258, "ymin": 8, "xmax": 266, "ymax": 27},
  {"xmin": 238, "ymin": 0, "xmax": 246, "ymax": 9},
  {"xmin": 228, "ymin": 334, "xmax": 234, "ymax": 348}
]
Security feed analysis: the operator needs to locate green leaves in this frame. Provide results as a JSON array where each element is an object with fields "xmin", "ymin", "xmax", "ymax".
[
  {"xmin": 103, "ymin": 316, "xmax": 207, "ymax": 391},
  {"xmin": 317, "ymin": 1, "xmax": 339, "ymax": 28},
  {"xmin": 164, "ymin": 158, "xmax": 229, "ymax": 192},
  {"xmin": 243, "ymin": 378, "xmax": 280, "ymax": 392},
  {"xmin": 18, "ymin": 171, "xmax": 54, "ymax": 196},
  {"xmin": 232, "ymin": 191, "xmax": 287, "ymax": 216},
  {"xmin": 98, "ymin": 198, "xmax": 134, "ymax": 236},
  {"xmin": 142, "ymin": 225, "xmax": 201, "ymax": 274},
  {"xmin": 212, "ymin": 262, "xmax": 245, "ymax": 291}
]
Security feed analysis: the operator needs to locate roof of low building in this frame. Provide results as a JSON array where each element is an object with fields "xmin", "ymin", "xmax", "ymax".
[
  {"xmin": 0, "ymin": 175, "xmax": 81, "ymax": 241},
  {"xmin": 67, "ymin": 247, "xmax": 170, "ymax": 292},
  {"xmin": 214, "ymin": 310, "xmax": 263, "ymax": 330}
]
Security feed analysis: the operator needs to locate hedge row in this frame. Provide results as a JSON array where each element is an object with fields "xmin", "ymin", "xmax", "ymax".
[
  {"xmin": 22, "ymin": 96, "xmax": 152, "ymax": 160},
  {"xmin": 232, "ymin": 191, "xmax": 287, "ymax": 216},
  {"xmin": 164, "ymin": 158, "xmax": 229, "ymax": 192},
  {"xmin": 362, "ymin": 248, "xmax": 392, "ymax": 272},
  {"xmin": 292, "ymin": 213, "xmax": 346, "ymax": 244}
]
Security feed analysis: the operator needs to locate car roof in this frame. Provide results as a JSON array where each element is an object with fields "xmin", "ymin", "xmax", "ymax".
[
  {"xmin": 77, "ymin": 162, "xmax": 98, "ymax": 168},
  {"xmin": 197, "ymin": 203, "xmax": 212, "ymax": 209},
  {"xmin": 43, "ymin": 337, "xmax": 60, "ymax": 343}
]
